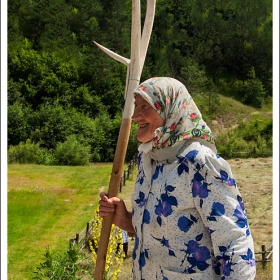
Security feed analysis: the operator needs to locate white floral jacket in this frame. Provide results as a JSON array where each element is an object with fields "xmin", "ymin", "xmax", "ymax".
[{"xmin": 131, "ymin": 142, "xmax": 256, "ymax": 280}]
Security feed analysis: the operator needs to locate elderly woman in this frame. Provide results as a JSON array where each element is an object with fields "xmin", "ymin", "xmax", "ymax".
[{"xmin": 99, "ymin": 77, "xmax": 256, "ymax": 279}]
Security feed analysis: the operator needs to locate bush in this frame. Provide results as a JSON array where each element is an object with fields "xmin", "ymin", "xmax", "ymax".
[
  {"xmin": 53, "ymin": 135, "xmax": 91, "ymax": 166},
  {"xmin": 7, "ymin": 136, "xmax": 92, "ymax": 166},
  {"xmin": 8, "ymin": 139, "xmax": 55, "ymax": 165},
  {"xmin": 8, "ymin": 102, "xmax": 32, "ymax": 146},
  {"xmin": 33, "ymin": 244, "xmax": 91, "ymax": 280},
  {"xmin": 126, "ymin": 122, "xmax": 140, "ymax": 162}
]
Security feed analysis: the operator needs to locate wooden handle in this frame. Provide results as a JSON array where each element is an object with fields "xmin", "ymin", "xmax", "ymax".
[
  {"xmin": 94, "ymin": 118, "xmax": 132, "ymax": 279},
  {"xmin": 93, "ymin": 1, "xmax": 156, "ymax": 279}
]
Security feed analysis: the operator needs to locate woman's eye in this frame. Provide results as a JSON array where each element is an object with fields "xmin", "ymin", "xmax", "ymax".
[{"xmin": 134, "ymin": 103, "xmax": 149, "ymax": 111}]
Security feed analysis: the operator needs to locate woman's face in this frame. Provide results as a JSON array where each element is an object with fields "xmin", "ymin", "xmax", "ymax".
[{"xmin": 132, "ymin": 94, "xmax": 165, "ymax": 143}]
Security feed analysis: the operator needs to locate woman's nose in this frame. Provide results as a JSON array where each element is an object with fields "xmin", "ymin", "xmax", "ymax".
[{"xmin": 132, "ymin": 108, "xmax": 140, "ymax": 120}]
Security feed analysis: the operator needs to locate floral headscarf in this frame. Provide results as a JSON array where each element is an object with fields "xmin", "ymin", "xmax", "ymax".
[{"xmin": 133, "ymin": 77, "xmax": 216, "ymax": 157}]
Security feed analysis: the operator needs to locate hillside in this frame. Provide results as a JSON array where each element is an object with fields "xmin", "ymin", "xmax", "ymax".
[{"xmin": 205, "ymin": 94, "xmax": 273, "ymax": 138}]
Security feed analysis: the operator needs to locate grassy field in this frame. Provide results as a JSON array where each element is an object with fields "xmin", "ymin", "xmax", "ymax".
[
  {"xmin": 7, "ymin": 157, "xmax": 273, "ymax": 279},
  {"xmin": 8, "ymin": 163, "xmax": 114, "ymax": 279}
]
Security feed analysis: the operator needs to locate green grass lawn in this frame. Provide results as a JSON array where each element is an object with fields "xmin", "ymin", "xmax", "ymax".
[{"xmin": 8, "ymin": 163, "xmax": 116, "ymax": 280}]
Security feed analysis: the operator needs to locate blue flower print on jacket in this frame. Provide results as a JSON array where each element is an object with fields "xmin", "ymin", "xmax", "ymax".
[
  {"xmin": 136, "ymin": 170, "xmax": 144, "ymax": 185},
  {"xmin": 207, "ymin": 202, "xmax": 225, "ymax": 222},
  {"xmin": 237, "ymin": 195, "xmax": 245, "ymax": 211},
  {"xmin": 185, "ymin": 149, "xmax": 199, "ymax": 164},
  {"xmin": 214, "ymin": 242, "xmax": 237, "ymax": 277},
  {"xmin": 181, "ymin": 236, "xmax": 211, "ymax": 274},
  {"xmin": 135, "ymin": 191, "xmax": 147, "ymax": 208},
  {"xmin": 133, "ymin": 232, "xmax": 150, "ymax": 271},
  {"xmin": 235, "ymin": 194, "xmax": 251, "ymax": 236},
  {"xmin": 177, "ymin": 149, "xmax": 200, "ymax": 176},
  {"xmin": 132, "ymin": 234, "xmax": 139, "ymax": 260},
  {"xmin": 139, "ymin": 249, "xmax": 149, "ymax": 269},
  {"xmin": 158, "ymin": 268, "xmax": 170, "ymax": 280},
  {"xmin": 154, "ymin": 185, "xmax": 178, "ymax": 226},
  {"xmin": 178, "ymin": 214, "xmax": 198, "ymax": 232},
  {"xmin": 233, "ymin": 204, "xmax": 250, "ymax": 236},
  {"xmin": 240, "ymin": 248, "xmax": 256, "ymax": 267},
  {"xmin": 177, "ymin": 155, "xmax": 189, "ymax": 176},
  {"xmin": 152, "ymin": 164, "xmax": 164, "ymax": 181},
  {"xmin": 137, "ymin": 152, "xmax": 143, "ymax": 168},
  {"xmin": 143, "ymin": 209, "xmax": 150, "ymax": 224},
  {"xmin": 214, "ymin": 169, "xmax": 236, "ymax": 187},
  {"xmin": 192, "ymin": 171, "xmax": 212, "ymax": 208},
  {"xmin": 152, "ymin": 235, "xmax": 176, "ymax": 257}
]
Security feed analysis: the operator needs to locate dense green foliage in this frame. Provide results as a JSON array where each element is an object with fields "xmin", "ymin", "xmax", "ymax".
[{"xmin": 8, "ymin": 0, "xmax": 272, "ymax": 164}]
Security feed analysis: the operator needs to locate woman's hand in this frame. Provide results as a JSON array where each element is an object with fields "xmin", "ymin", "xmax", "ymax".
[{"xmin": 98, "ymin": 192, "xmax": 134, "ymax": 233}]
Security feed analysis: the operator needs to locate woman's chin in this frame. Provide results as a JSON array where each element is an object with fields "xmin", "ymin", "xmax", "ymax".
[{"xmin": 136, "ymin": 135, "xmax": 153, "ymax": 144}]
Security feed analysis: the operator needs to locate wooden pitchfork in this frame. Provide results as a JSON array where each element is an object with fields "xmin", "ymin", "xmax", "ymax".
[{"xmin": 93, "ymin": 0, "xmax": 156, "ymax": 279}]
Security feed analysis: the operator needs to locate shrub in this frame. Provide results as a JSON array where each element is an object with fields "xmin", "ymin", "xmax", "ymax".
[
  {"xmin": 53, "ymin": 135, "xmax": 91, "ymax": 166},
  {"xmin": 8, "ymin": 102, "xmax": 32, "ymax": 146},
  {"xmin": 33, "ymin": 244, "xmax": 91, "ymax": 280},
  {"xmin": 8, "ymin": 139, "xmax": 55, "ymax": 165}
]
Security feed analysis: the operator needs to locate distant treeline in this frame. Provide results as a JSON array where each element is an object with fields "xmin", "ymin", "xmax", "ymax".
[{"xmin": 8, "ymin": 0, "xmax": 272, "ymax": 164}]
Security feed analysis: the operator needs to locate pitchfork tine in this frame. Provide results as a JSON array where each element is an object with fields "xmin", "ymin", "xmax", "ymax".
[
  {"xmin": 140, "ymin": 0, "xmax": 156, "ymax": 70},
  {"xmin": 93, "ymin": 0, "xmax": 156, "ymax": 98},
  {"xmin": 93, "ymin": 41, "xmax": 130, "ymax": 67}
]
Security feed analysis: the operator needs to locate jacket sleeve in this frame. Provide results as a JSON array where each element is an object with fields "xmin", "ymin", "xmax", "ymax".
[{"xmin": 192, "ymin": 152, "xmax": 256, "ymax": 280}]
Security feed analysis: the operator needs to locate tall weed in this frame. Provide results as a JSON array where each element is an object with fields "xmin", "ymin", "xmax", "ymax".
[{"xmin": 90, "ymin": 210, "xmax": 126, "ymax": 280}]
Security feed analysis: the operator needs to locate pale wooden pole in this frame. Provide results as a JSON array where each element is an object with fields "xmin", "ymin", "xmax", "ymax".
[{"xmin": 93, "ymin": 1, "xmax": 156, "ymax": 279}]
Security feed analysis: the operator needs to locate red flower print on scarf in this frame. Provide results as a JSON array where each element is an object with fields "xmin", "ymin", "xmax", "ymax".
[
  {"xmin": 138, "ymin": 85, "xmax": 146, "ymax": 92},
  {"xmin": 190, "ymin": 113, "xmax": 198, "ymax": 120},
  {"xmin": 166, "ymin": 96, "xmax": 171, "ymax": 106},
  {"xmin": 154, "ymin": 102, "xmax": 162, "ymax": 111},
  {"xmin": 170, "ymin": 123, "xmax": 176, "ymax": 132}
]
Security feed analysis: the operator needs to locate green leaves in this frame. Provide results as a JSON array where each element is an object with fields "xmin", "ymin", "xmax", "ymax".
[
  {"xmin": 241, "ymin": 68, "xmax": 266, "ymax": 108},
  {"xmin": 54, "ymin": 135, "xmax": 91, "ymax": 166},
  {"xmin": 33, "ymin": 244, "xmax": 86, "ymax": 280},
  {"xmin": 7, "ymin": 0, "xmax": 272, "ymax": 164}
]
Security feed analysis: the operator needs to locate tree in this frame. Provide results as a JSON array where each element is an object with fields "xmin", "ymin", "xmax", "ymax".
[{"xmin": 240, "ymin": 67, "xmax": 266, "ymax": 108}]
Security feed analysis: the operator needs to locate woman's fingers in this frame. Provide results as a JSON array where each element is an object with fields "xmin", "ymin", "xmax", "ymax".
[
  {"xmin": 99, "ymin": 192, "xmax": 108, "ymax": 201},
  {"xmin": 99, "ymin": 194, "xmax": 121, "ymax": 205},
  {"xmin": 98, "ymin": 193, "xmax": 122, "ymax": 217},
  {"xmin": 98, "ymin": 192, "xmax": 132, "ymax": 230},
  {"xmin": 98, "ymin": 205, "xmax": 115, "ymax": 217}
]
